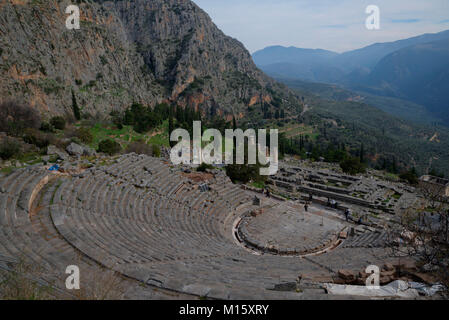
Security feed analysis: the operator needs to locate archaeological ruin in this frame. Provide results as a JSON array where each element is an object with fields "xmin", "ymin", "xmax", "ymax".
[{"xmin": 0, "ymin": 152, "xmax": 438, "ymax": 299}]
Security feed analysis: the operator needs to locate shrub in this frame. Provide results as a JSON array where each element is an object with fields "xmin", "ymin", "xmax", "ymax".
[
  {"xmin": 197, "ymin": 163, "xmax": 214, "ymax": 172},
  {"xmin": 40, "ymin": 122, "xmax": 55, "ymax": 133},
  {"xmin": 123, "ymin": 103, "xmax": 163, "ymax": 133},
  {"xmin": 70, "ymin": 137, "xmax": 82, "ymax": 145},
  {"xmin": 125, "ymin": 141, "xmax": 152, "ymax": 156},
  {"xmin": 152, "ymin": 144, "xmax": 161, "ymax": 158},
  {"xmin": 23, "ymin": 129, "xmax": 50, "ymax": 149},
  {"xmin": 399, "ymin": 170, "xmax": 419, "ymax": 185},
  {"xmin": 75, "ymin": 127, "xmax": 93, "ymax": 144},
  {"xmin": 225, "ymin": 163, "xmax": 266, "ymax": 185},
  {"xmin": 98, "ymin": 139, "xmax": 121, "ymax": 155},
  {"xmin": 0, "ymin": 101, "xmax": 41, "ymax": 136},
  {"xmin": 0, "ymin": 138, "xmax": 21, "ymax": 160},
  {"xmin": 340, "ymin": 157, "xmax": 366, "ymax": 175},
  {"xmin": 49, "ymin": 116, "xmax": 66, "ymax": 130}
]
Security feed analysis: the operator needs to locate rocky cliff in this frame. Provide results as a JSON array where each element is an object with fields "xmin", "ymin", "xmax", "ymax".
[{"xmin": 0, "ymin": 0, "xmax": 300, "ymax": 119}]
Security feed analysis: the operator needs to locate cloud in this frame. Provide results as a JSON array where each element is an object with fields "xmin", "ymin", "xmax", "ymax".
[
  {"xmin": 322, "ymin": 24, "xmax": 348, "ymax": 29},
  {"xmin": 391, "ymin": 19, "xmax": 421, "ymax": 23}
]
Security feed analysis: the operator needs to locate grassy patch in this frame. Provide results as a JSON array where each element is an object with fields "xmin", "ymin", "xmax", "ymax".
[
  {"xmin": 1, "ymin": 166, "xmax": 13, "ymax": 174},
  {"xmin": 251, "ymin": 181, "xmax": 265, "ymax": 189},
  {"xmin": 89, "ymin": 124, "xmax": 145, "ymax": 149}
]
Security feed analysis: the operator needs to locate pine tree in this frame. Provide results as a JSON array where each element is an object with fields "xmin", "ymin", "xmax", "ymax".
[
  {"xmin": 72, "ymin": 90, "xmax": 81, "ymax": 120},
  {"xmin": 360, "ymin": 143, "xmax": 365, "ymax": 163},
  {"xmin": 168, "ymin": 111, "xmax": 175, "ymax": 148}
]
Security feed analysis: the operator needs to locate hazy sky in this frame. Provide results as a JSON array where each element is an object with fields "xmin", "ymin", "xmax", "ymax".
[{"xmin": 192, "ymin": 0, "xmax": 449, "ymax": 53}]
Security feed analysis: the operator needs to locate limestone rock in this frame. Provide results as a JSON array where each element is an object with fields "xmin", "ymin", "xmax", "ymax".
[
  {"xmin": 338, "ymin": 269, "xmax": 357, "ymax": 281},
  {"xmin": 47, "ymin": 145, "xmax": 69, "ymax": 161},
  {"xmin": 66, "ymin": 143, "xmax": 84, "ymax": 157},
  {"xmin": 0, "ymin": 0, "xmax": 302, "ymax": 119}
]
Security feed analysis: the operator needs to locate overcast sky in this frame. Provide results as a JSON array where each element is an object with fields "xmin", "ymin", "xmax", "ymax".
[{"xmin": 192, "ymin": 0, "xmax": 449, "ymax": 53}]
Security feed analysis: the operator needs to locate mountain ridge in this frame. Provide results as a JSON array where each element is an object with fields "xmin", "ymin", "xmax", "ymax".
[
  {"xmin": 252, "ymin": 29, "xmax": 449, "ymax": 123},
  {"xmin": 0, "ymin": 0, "xmax": 301, "ymax": 119}
]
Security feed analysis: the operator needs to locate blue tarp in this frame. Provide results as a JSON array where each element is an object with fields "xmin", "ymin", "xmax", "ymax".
[{"xmin": 48, "ymin": 164, "xmax": 60, "ymax": 171}]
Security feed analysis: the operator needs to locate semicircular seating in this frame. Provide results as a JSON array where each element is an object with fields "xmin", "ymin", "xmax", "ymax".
[{"xmin": 0, "ymin": 154, "xmax": 392, "ymax": 299}]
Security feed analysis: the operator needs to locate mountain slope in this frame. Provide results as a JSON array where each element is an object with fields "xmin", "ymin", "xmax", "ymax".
[
  {"xmin": 253, "ymin": 30, "xmax": 449, "ymax": 78},
  {"xmin": 0, "ymin": 0, "xmax": 300, "ymax": 119},
  {"xmin": 252, "ymin": 30, "xmax": 449, "ymax": 124},
  {"xmin": 252, "ymin": 46, "xmax": 338, "ymax": 66},
  {"xmin": 358, "ymin": 38, "xmax": 449, "ymax": 121},
  {"xmin": 277, "ymin": 78, "xmax": 440, "ymax": 125},
  {"xmin": 252, "ymin": 46, "xmax": 343, "ymax": 83},
  {"xmin": 334, "ymin": 30, "xmax": 449, "ymax": 73},
  {"xmin": 280, "ymin": 79, "xmax": 449, "ymax": 175}
]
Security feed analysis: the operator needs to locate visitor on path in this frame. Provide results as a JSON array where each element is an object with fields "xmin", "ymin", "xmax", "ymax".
[
  {"xmin": 327, "ymin": 198, "xmax": 331, "ymax": 207},
  {"xmin": 304, "ymin": 203, "xmax": 309, "ymax": 212},
  {"xmin": 330, "ymin": 199, "xmax": 336, "ymax": 208},
  {"xmin": 344, "ymin": 208, "xmax": 350, "ymax": 221},
  {"xmin": 266, "ymin": 189, "xmax": 270, "ymax": 198}
]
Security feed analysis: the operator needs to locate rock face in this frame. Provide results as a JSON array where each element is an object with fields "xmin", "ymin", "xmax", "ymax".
[
  {"xmin": 66, "ymin": 143, "xmax": 84, "ymax": 157},
  {"xmin": 47, "ymin": 145, "xmax": 69, "ymax": 161},
  {"xmin": 0, "ymin": 0, "xmax": 301, "ymax": 119}
]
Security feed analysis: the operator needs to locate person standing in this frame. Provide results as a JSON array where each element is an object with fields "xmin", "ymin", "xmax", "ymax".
[{"xmin": 344, "ymin": 208, "xmax": 350, "ymax": 221}]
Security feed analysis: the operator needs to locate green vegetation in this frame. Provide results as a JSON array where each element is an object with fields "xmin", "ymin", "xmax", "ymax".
[
  {"xmin": 0, "ymin": 101, "xmax": 41, "ymax": 136},
  {"xmin": 50, "ymin": 116, "xmax": 66, "ymax": 130},
  {"xmin": 116, "ymin": 103, "xmax": 170, "ymax": 134},
  {"xmin": 340, "ymin": 157, "xmax": 366, "ymax": 175},
  {"xmin": 277, "ymin": 80, "xmax": 449, "ymax": 176},
  {"xmin": 23, "ymin": 129, "xmax": 50, "ymax": 148},
  {"xmin": 197, "ymin": 163, "xmax": 214, "ymax": 172},
  {"xmin": 97, "ymin": 139, "xmax": 121, "ymax": 155},
  {"xmin": 0, "ymin": 138, "xmax": 21, "ymax": 160},
  {"xmin": 251, "ymin": 181, "xmax": 265, "ymax": 189},
  {"xmin": 399, "ymin": 168, "xmax": 419, "ymax": 185},
  {"xmin": 74, "ymin": 127, "xmax": 93, "ymax": 144},
  {"xmin": 40, "ymin": 122, "xmax": 55, "ymax": 133},
  {"xmin": 152, "ymin": 144, "xmax": 161, "ymax": 158}
]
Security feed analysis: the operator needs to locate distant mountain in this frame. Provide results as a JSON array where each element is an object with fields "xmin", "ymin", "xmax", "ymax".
[
  {"xmin": 358, "ymin": 38, "xmax": 449, "ymax": 122},
  {"xmin": 252, "ymin": 46, "xmax": 338, "ymax": 66},
  {"xmin": 252, "ymin": 30, "xmax": 449, "ymax": 124},
  {"xmin": 252, "ymin": 46, "xmax": 342, "ymax": 83},
  {"xmin": 253, "ymin": 30, "xmax": 449, "ymax": 77},
  {"xmin": 256, "ymin": 62, "xmax": 344, "ymax": 83},
  {"xmin": 334, "ymin": 30, "xmax": 449, "ymax": 73}
]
